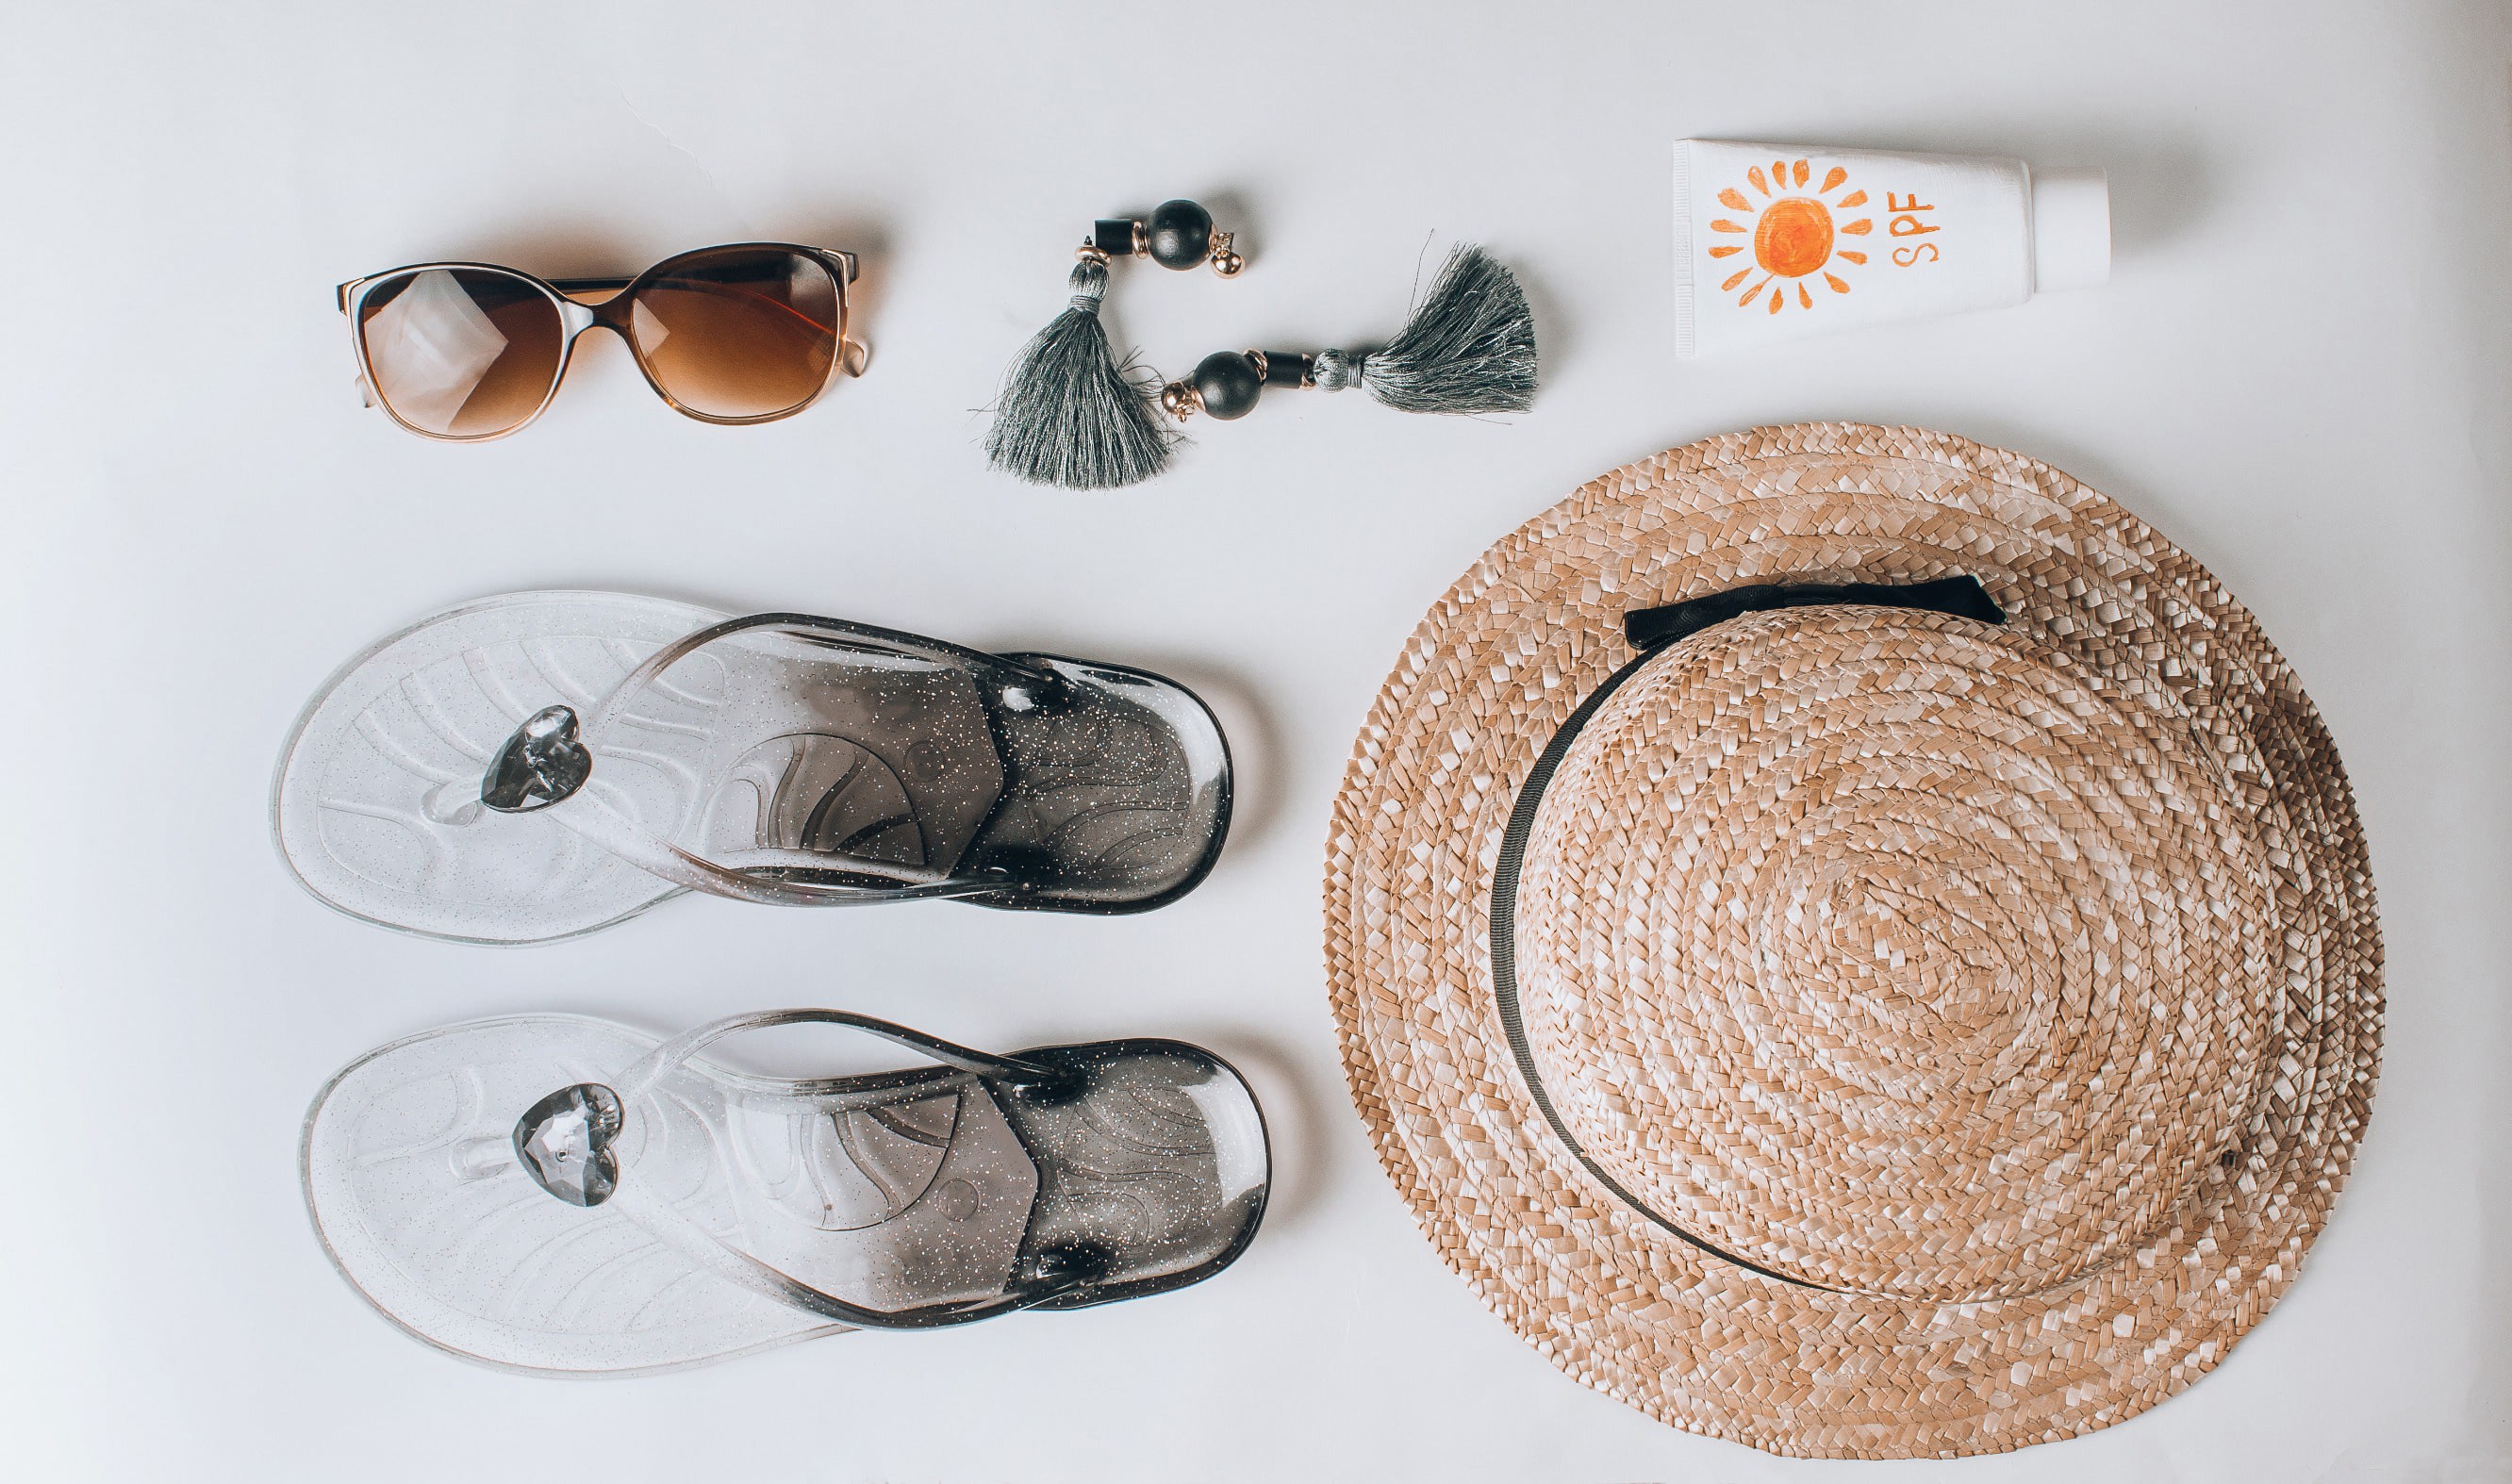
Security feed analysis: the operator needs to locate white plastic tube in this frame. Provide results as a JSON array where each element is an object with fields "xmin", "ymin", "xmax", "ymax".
[{"xmin": 1673, "ymin": 140, "xmax": 2108, "ymax": 357}]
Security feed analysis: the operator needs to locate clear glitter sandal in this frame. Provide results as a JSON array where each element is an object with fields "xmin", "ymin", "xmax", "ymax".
[
  {"xmin": 272, "ymin": 591, "xmax": 1231, "ymax": 944},
  {"xmin": 301, "ymin": 1009, "xmax": 1269, "ymax": 1377}
]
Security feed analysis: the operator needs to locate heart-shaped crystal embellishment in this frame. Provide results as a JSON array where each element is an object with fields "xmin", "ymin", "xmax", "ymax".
[
  {"xmin": 512, "ymin": 1082, "xmax": 624, "ymax": 1207},
  {"xmin": 482, "ymin": 705, "xmax": 592, "ymax": 814}
]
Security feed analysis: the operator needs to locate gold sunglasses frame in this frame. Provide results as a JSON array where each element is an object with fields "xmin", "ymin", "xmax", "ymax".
[{"xmin": 336, "ymin": 242, "xmax": 868, "ymax": 442}]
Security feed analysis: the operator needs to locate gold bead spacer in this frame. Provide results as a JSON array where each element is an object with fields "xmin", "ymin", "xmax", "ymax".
[{"xmin": 1208, "ymin": 232, "xmax": 1244, "ymax": 277}]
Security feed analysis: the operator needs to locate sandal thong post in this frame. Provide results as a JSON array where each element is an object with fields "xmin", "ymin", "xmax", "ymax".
[
  {"xmin": 301, "ymin": 1009, "xmax": 1270, "ymax": 1377},
  {"xmin": 272, "ymin": 591, "xmax": 1232, "ymax": 943}
]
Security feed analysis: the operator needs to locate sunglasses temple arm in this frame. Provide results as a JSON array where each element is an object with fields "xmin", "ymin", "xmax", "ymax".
[
  {"xmin": 553, "ymin": 251, "xmax": 852, "ymax": 293},
  {"xmin": 338, "ymin": 251, "xmax": 852, "ymax": 310}
]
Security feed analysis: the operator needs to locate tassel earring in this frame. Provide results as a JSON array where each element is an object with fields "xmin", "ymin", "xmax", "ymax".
[
  {"xmin": 985, "ymin": 199, "xmax": 1245, "ymax": 490},
  {"xmin": 1157, "ymin": 244, "xmax": 1537, "ymax": 423}
]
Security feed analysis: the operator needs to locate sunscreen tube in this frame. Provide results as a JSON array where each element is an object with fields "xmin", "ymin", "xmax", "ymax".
[{"xmin": 1673, "ymin": 140, "xmax": 2108, "ymax": 356}]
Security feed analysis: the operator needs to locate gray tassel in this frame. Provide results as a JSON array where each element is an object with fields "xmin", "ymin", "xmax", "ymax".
[
  {"xmin": 1156, "ymin": 245, "xmax": 1541, "ymax": 425},
  {"xmin": 983, "ymin": 255, "xmax": 1178, "ymax": 490},
  {"xmin": 1317, "ymin": 244, "xmax": 1537, "ymax": 413}
]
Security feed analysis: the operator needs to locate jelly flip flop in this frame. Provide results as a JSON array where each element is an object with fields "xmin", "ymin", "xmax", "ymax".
[
  {"xmin": 301, "ymin": 1009, "xmax": 1270, "ymax": 1377},
  {"xmin": 272, "ymin": 591, "xmax": 1232, "ymax": 944}
]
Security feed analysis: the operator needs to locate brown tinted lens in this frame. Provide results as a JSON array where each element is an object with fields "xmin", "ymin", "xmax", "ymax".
[
  {"xmin": 629, "ymin": 248, "xmax": 837, "ymax": 420},
  {"xmin": 357, "ymin": 269, "xmax": 565, "ymax": 437}
]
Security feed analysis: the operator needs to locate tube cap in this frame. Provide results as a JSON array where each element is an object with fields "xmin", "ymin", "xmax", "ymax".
[{"xmin": 2030, "ymin": 168, "xmax": 2110, "ymax": 293}]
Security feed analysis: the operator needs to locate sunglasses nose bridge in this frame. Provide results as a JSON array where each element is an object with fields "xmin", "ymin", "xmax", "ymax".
[
  {"xmin": 554, "ymin": 292, "xmax": 645, "ymax": 351},
  {"xmin": 580, "ymin": 292, "xmax": 638, "ymax": 337}
]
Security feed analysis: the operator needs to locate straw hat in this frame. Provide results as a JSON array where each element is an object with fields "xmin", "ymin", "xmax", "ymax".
[{"xmin": 1323, "ymin": 423, "xmax": 2380, "ymax": 1459}]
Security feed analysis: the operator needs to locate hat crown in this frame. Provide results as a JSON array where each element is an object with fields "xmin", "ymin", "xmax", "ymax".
[{"xmin": 1512, "ymin": 607, "xmax": 2278, "ymax": 1301}]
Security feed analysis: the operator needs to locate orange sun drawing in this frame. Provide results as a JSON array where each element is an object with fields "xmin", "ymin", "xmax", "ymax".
[{"xmin": 1710, "ymin": 157, "xmax": 1871, "ymax": 314}]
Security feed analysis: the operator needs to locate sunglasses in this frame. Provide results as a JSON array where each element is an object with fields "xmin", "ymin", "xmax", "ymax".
[{"xmin": 337, "ymin": 243, "xmax": 866, "ymax": 440}]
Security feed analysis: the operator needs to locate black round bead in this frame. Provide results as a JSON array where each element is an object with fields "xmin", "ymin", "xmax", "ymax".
[
  {"xmin": 1192, "ymin": 351, "xmax": 1264, "ymax": 420},
  {"xmin": 1146, "ymin": 199, "xmax": 1214, "ymax": 270}
]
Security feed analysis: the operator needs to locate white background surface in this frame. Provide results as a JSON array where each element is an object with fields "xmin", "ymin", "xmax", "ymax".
[{"xmin": 5, "ymin": 2, "xmax": 2508, "ymax": 1479}]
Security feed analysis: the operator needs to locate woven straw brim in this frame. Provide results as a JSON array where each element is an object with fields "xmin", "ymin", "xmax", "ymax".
[{"xmin": 1322, "ymin": 423, "xmax": 2381, "ymax": 1459}]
